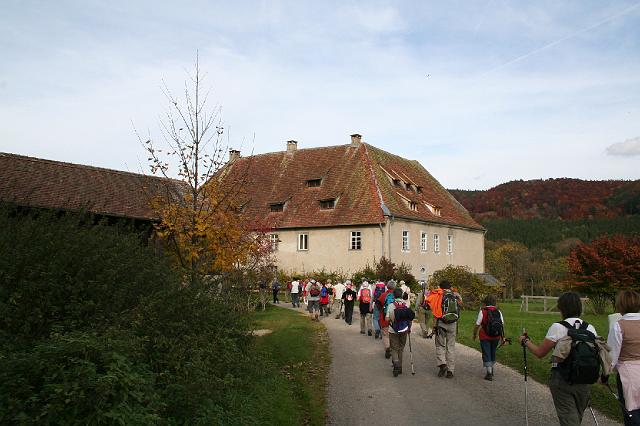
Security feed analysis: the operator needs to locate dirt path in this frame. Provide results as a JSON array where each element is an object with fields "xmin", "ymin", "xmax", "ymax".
[{"xmin": 285, "ymin": 305, "xmax": 621, "ymax": 426}]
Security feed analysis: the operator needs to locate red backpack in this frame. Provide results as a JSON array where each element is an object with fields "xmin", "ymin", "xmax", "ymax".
[{"xmin": 360, "ymin": 288, "xmax": 372, "ymax": 303}]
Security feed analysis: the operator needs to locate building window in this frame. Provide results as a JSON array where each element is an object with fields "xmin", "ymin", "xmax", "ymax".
[
  {"xmin": 306, "ymin": 178, "xmax": 322, "ymax": 188},
  {"xmin": 320, "ymin": 198, "xmax": 336, "ymax": 209},
  {"xmin": 409, "ymin": 201, "xmax": 418, "ymax": 211},
  {"xmin": 270, "ymin": 202, "xmax": 284, "ymax": 212},
  {"xmin": 420, "ymin": 231, "xmax": 427, "ymax": 252},
  {"xmin": 425, "ymin": 203, "xmax": 441, "ymax": 216},
  {"xmin": 350, "ymin": 231, "xmax": 362, "ymax": 250},
  {"xmin": 402, "ymin": 230, "xmax": 409, "ymax": 252},
  {"xmin": 416, "ymin": 186, "xmax": 423, "ymax": 194},
  {"xmin": 434, "ymin": 234, "xmax": 440, "ymax": 253},
  {"xmin": 447, "ymin": 235, "xmax": 453, "ymax": 254},
  {"xmin": 269, "ymin": 233, "xmax": 279, "ymax": 250},
  {"xmin": 298, "ymin": 233, "xmax": 308, "ymax": 251}
]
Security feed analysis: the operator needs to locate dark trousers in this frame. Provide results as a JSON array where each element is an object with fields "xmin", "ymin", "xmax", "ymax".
[
  {"xmin": 272, "ymin": 290, "xmax": 279, "ymax": 303},
  {"xmin": 320, "ymin": 303, "xmax": 328, "ymax": 316},
  {"xmin": 480, "ymin": 339, "xmax": 499, "ymax": 367},
  {"xmin": 344, "ymin": 303, "xmax": 354, "ymax": 324},
  {"xmin": 291, "ymin": 293, "xmax": 300, "ymax": 307},
  {"xmin": 549, "ymin": 370, "xmax": 591, "ymax": 426},
  {"xmin": 618, "ymin": 373, "xmax": 640, "ymax": 426}
]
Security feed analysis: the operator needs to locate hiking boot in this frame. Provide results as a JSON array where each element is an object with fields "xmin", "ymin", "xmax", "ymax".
[
  {"xmin": 446, "ymin": 371, "xmax": 454, "ymax": 379},
  {"xmin": 484, "ymin": 373, "xmax": 493, "ymax": 381},
  {"xmin": 438, "ymin": 365, "xmax": 447, "ymax": 377},
  {"xmin": 385, "ymin": 348, "xmax": 392, "ymax": 359},
  {"xmin": 392, "ymin": 362, "xmax": 400, "ymax": 377},
  {"xmin": 375, "ymin": 330, "xmax": 381, "ymax": 339},
  {"xmin": 360, "ymin": 331, "xmax": 365, "ymax": 334},
  {"xmin": 368, "ymin": 330, "xmax": 372, "ymax": 336}
]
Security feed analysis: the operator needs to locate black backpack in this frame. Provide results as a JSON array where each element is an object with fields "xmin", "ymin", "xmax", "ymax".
[
  {"xmin": 483, "ymin": 307, "xmax": 503, "ymax": 338},
  {"xmin": 556, "ymin": 320, "xmax": 601, "ymax": 385}
]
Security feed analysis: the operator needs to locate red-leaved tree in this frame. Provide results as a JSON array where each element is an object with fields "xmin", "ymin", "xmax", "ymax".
[{"xmin": 567, "ymin": 234, "xmax": 640, "ymax": 313}]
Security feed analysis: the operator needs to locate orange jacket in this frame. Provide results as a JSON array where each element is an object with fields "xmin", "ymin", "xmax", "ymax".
[{"xmin": 426, "ymin": 288, "xmax": 444, "ymax": 319}]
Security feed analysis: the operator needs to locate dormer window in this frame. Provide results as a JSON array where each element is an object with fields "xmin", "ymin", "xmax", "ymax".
[
  {"xmin": 425, "ymin": 203, "xmax": 441, "ymax": 216},
  {"xmin": 320, "ymin": 198, "xmax": 336, "ymax": 210},
  {"xmin": 409, "ymin": 201, "xmax": 418, "ymax": 212},
  {"xmin": 416, "ymin": 186, "xmax": 423, "ymax": 194},
  {"xmin": 392, "ymin": 179, "xmax": 402, "ymax": 188},
  {"xmin": 306, "ymin": 178, "xmax": 322, "ymax": 188},
  {"xmin": 270, "ymin": 202, "xmax": 285, "ymax": 212}
]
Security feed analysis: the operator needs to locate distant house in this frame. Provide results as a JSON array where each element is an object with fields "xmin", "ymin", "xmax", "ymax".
[
  {"xmin": 218, "ymin": 134, "xmax": 486, "ymax": 279},
  {"xmin": 0, "ymin": 152, "xmax": 183, "ymax": 231}
]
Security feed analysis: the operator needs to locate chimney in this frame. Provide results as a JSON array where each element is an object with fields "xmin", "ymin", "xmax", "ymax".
[
  {"xmin": 287, "ymin": 140, "xmax": 298, "ymax": 152},
  {"xmin": 229, "ymin": 149, "xmax": 241, "ymax": 162},
  {"xmin": 350, "ymin": 133, "xmax": 362, "ymax": 145}
]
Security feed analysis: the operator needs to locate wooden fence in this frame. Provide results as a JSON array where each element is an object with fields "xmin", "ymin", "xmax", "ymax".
[{"xmin": 519, "ymin": 295, "xmax": 591, "ymax": 313}]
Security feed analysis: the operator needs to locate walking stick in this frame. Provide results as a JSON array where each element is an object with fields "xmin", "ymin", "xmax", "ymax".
[
  {"xmin": 588, "ymin": 405, "xmax": 599, "ymax": 426},
  {"xmin": 606, "ymin": 383, "xmax": 633, "ymax": 420},
  {"xmin": 408, "ymin": 330, "xmax": 416, "ymax": 375},
  {"xmin": 522, "ymin": 328, "xmax": 529, "ymax": 426}
]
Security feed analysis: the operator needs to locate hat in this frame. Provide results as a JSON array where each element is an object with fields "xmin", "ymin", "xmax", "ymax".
[
  {"xmin": 386, "ymin": 279, "xmax": 397, "ymax": 289},
  {"xmin": 345, "ymin": 279, "xmax": 352, "ymax": 286},
  {"xmin": 399, "ymin": 280, "xmax": 406, "ymax": 285},
  {"xmin": 310, "ymin": 279, "xmax": 316, "ymax": 284}
]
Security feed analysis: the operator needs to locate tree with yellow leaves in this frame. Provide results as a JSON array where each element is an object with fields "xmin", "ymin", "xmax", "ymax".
[{"xmin": 138, "ymin": 55, "xmax": 271, "ymax": 288}]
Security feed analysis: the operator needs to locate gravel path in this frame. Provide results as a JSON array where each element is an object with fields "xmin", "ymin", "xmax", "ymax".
[{"xmin": 285, "ymin": 305, "xmax": 621, "ymax": 426}]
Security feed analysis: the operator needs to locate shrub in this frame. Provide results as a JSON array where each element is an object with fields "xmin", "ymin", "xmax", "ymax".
[{"xmin": 429, "ymin": 265, "xmax": 500, "ymax": 309}]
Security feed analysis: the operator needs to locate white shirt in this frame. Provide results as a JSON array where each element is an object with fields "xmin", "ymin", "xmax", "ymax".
[
  {"xmin": 334, "ymin": 283, "xmax": 345, "ymax": 300},
  {"xmin": 607, "ymin": 312, "xmax": 640, "ymax": 368},
  {"xmin": 291, "ymin": 280, "xmax": 300, "ymax": 294},
  {"xmin": 545, "ymin": 318, "xmax": 597, "ymax": 342}
]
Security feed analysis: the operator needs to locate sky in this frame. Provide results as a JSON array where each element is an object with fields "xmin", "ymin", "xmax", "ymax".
[{"xmin": 1, "ymin": 1, "xmax": 639, "ymax": 190}]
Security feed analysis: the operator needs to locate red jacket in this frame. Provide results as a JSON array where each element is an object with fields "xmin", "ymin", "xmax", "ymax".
[{"xmin": 377, "ymin": 290, "xmax": 393, "ymax": 328}]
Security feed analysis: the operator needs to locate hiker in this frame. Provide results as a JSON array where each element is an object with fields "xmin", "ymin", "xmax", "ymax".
[
  {"xmin": 290, "ymin": 277, "xmax": 301, "ymax": 308},
  {"xmin": 377, "ymin": 280, "xmax": 397, "ymax": 359},
  {"xmin": 473, "ymin": 294, "xmax": 504, "ymax": 381},
  {"xmin": 342, "ymin": 280, "xmax": 357, "ymax": 325},
  {"xmin": 285, "ymin": 280, "xmax": 292, "ymax": 303},
  {"xmin": 372, "ymin": 279, "xmax": 387, "ymax": 339},
  {"xmin": 357, "ymin": 280, "xmax": 374, "ymax": 336},
  {"xmin": 306, "ymin": 279, "xmax": 321, "ymax": 321},
  {"xmin": 519, "ymin": 291, "xmax": 608, "ymax": 426},
  {"xmin": 400, "ymin": 280, "xmax": 412, "ymax": 304},
  {"xmin": 387, "ymin": 287, "xmax": 415, "ymax": 376},
  {"xmin": 333, "ymin": 281, "xmax": 345, "ymax": 318},
  {"xmin": 427, "ymin": 280, "xmax": 462, "ymax": 378},
  {"xmin": 319, "ymin": 281, "xmax": 330, "ymax": 317},
  {"xmin": 325, "ymin": 280, "xmax": 333, "ymax": 314},
  {"xmin": 608, "ymin": 290, "xmax": 640, "ymax": 425},
  {"xmin": 415, "ymin": 281, "xmax": 434, "ymax": 338},
  {"xmin": 271, "ymin": 278, "xmax": 280, "ymax": 304}
]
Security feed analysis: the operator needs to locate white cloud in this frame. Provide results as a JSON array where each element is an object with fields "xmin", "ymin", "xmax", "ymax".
[{"xmin": 606, "ymin": 137, "xmax": 640, "ymax": 156}]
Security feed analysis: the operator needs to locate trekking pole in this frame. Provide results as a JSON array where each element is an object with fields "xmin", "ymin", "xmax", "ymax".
[
  {"xmin": 408, "ymin": 331, "xmax": 416, "ymax": 375},
  {"xmin": 588, "ymin": 405, "xmax": 599, "ymax": 426},
  {"xmin": 605, "ymin": 383, "xmax": 633, "ymax": 420},
  {"xmin": 522, "ymin": 328, "xmax": 529, "ymax": 426}
]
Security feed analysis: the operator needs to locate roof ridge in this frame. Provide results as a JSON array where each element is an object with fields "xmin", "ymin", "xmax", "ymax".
[
  {"xmin": 0, "ymin": 151, "xmax": 182, "ymax": 184},
  {"xmin": 232, "ymin": 143, "xmax": 355, "ymax": 160}
]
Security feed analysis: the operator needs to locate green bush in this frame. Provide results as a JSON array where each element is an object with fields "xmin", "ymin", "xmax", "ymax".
[{"xmin": 0, "ymin": 204, "xmax": 264, "ymax": 423}]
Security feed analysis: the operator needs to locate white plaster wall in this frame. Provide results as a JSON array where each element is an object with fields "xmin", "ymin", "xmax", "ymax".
[{"xmin": 271, "ymin": 220, "xmax": 485, "ymax": 279}]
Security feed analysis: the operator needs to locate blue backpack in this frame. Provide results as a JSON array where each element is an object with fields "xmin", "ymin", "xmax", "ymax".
[
  {"xmin": 391, "ymin": 302, "xmax": 415, "ymax": 333},
  {"xmin": 321, "ymin": 286, "xmax": 328, "ymax": 297}
]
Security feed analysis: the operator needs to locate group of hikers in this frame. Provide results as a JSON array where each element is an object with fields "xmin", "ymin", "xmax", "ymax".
[{"xmin": 278, "ymin": 276, "xmax": 639, "ymax": 426}]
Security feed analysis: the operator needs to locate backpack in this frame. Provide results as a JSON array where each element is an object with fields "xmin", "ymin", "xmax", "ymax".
[
  {"xmin": 321, "ymin": 286, "xmax": 327, "ymax": 297},
  {"xmin": 373, "ymin": 283, "xmax": 386, "ymax": 307},
  {"xmin": 440, "ymin": 291, "xmax": 460, "ymax": 324},
  {"xmin": 555, "ymin": 321, "xmax": 601, "ymax": 385},
  {"xmin": 360, "ymin": 288, "xmax": 372, "ymax": 303},
  {"xmin": 483, "ymin": 307, "xmax": 503, "ymax": 338},
  {"xmin": 391, "ymin": 302, "xmax": 415, "ymax": 333},
  {"xmin": 309, "ymin": 286, "xmax": 320, "ymax": 297}
]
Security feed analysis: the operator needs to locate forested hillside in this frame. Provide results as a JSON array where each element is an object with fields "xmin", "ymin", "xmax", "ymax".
[{"xmin": 450, "ymin": 178, "xmax": 640, "ymax": 221}]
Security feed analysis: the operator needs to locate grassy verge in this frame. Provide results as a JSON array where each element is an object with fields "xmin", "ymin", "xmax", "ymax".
[
  {"xmin": 248, "ymin": 305, "xmax": 330, "ymax": 426},
  {"xmin": 453, "ymin": 301, "xmax": 622, "ymax": 422}
]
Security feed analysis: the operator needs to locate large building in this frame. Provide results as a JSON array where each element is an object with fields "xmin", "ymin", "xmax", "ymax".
[{"xmin": 219, "ymin": 134, "xmax": 485, "ymax": 280}]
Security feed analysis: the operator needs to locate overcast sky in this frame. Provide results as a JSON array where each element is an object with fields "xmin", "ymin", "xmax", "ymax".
[{"xmin": 1, "ymin": 1, "xmax": 639, "ymax": 190}]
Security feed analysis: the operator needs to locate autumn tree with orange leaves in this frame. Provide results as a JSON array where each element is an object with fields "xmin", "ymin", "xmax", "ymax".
[
  {"xmin": 567, "ymin": 234, "xmax": 640, "ymax": 313},
  {"xmin": 138, "ymin": 56, "xmax": 271, "ymax": 288}
]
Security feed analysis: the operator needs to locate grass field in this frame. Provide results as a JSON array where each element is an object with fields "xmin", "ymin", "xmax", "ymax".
[
  {"xmin": 249, "ymin": 305, "xmax": 329, "ymax": 426},
  {"xmin": 455, "ymin": 301, "xmax": 622, "ymax": 422}
]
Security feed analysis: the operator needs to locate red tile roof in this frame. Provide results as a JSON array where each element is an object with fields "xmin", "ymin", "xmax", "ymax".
[
  {"xmin": 0, "ymin": 152, "xmax": 184, "ymax": 221},
  {"xmin": 218, "ymin": 142, "xmax": 483, "ymax": 231}
]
